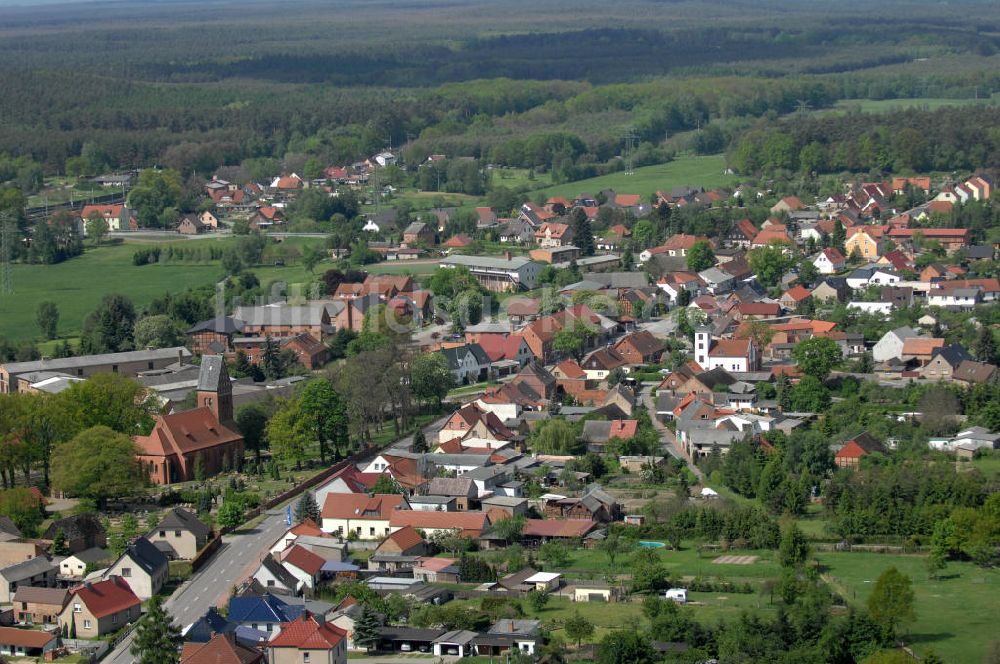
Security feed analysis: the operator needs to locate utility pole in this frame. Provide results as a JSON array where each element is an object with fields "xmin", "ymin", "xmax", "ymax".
[{"xmin": 795, "ymin": 99, "xmax": 812, "ymax": 115}]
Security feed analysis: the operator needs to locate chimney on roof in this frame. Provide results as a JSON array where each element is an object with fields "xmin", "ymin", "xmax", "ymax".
[
  {"xmin": 178, "ymin": 348, "xmax": 183, "ymax": 366},
  {"xmin": 504, "ymin": 251, "xmax": 512, "ymax": 261}
]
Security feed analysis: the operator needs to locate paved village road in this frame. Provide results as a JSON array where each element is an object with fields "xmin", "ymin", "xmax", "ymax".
[
  {"xmin": 105, "ymin": 510, "xmax": 290, "ymax": 664},
  {"xmin": 105, "ymin": 411, "xmax": 453, "ymax": 664}
]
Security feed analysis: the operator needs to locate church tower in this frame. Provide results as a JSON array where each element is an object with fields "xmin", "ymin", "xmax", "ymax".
[{"xmin": 196, "ymin": 355, "xmax": 233, "ymax": 426}]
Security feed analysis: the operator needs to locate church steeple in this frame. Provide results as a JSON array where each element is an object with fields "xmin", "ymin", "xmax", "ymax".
[{"xmin": 196, "ymin": 356, "xmax": 233, "ymax": 425}]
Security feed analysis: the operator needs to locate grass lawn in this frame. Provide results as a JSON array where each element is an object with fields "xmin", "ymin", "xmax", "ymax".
[
  {"xmin": 817, "ymin": 551, "xmax": 1000, "ymax": 663},
  {"xmin": 532, "ymin": 154, "xmax": 735, "ymax": 201},
  {"xmin": 491, "ymin": 545, "xmax": 780, "ymax": 583},
  {"xmin": 966, "ymin": 453, "xmax": 1000, "ymax": 480},
  {"xmin": 0, "ymin": 238, "xmax": 327, "ymax": 342},
  {"xmin": 365, "ymin": 261, "xmax": 439, "ymax": 276}
]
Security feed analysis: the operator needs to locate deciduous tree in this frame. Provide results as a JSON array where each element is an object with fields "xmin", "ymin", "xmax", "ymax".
[
  {"xmin": 50, "ymin": 426, "xmax": 143, "ymax": 508},
  {"xmin": 867, "ymin": 566, "xmax": 915, "ymax": 638},
  {"xmin": 36, "ymin": 301, "xmax": 59, "ymax": 340}
]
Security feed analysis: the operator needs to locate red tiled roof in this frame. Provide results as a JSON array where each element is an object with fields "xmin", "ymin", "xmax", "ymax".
[
  {"xmin": 182, "ymin": 634, "xmax": 263, "ymax": 664},
  {"xmin": 505, "ymin": 298, "xmax": 540, "ymax": 317},
  {"xmin": 0, "ymin": 627, "xmax": 57, "ymax": 649},
  {"xmin": 888, "ymin": 227, "xmax": 968, "ymax": 239},
  {"xmin": 320, "ymin": 493, "xmax": 406, "ymax": 520},
  {"xmin": 737, "ymin": 303, "xmax": 780, "ymax": 316},
  {"xmin": 290, "ymin": 519, "xmax": 325, "ymax": 537},
  {"xmin": 388, "ymin": 510, "xmax": 489, "ymax": 535},
  {"xmin": 663, "ymin": 234, "xmax": 709, "ymax": 251},
  {"xmin": 380, "ymin": 525, "xmax": 424, "ymax": 552},
  {"xmin": 80, "ymin": 204, "xmax": 122, "ymax": 219},
  {"xmin": 268, "ymin": 613, "xmax": 346, "ymax": 649},
  {"xmin": 901, "ymin": 337, "xmax": 944, "ymax": 356},
  {"xmin": 615, "ymin": 194, "xmax": 641, "ymax": 207},
  {"xmin": 69, "ymin": 577, "xmax": 141, "ymax": 619},
  {"xmin": 821, "ymin": 247, "xmax": 845, "ymax": 263},
  {"xmin": 710, "ymin": 338, "xmax": 753, "ymax": 358},
  {"xmin": 783, "ymin": 285, "xmax": 812, "ymax": 302},
  {"xmin": 535, "ymin": 222, "xmax": 571, "ymax": 239},
  {"xmin": 554, "ymin": 360, "xmax": 586, "ymax": 380},
  {"xmin": 835, "ymin": 440, "xmax": 868, "ymax": 461},
  {"xmin": 282, "ymin": 545, "xmax": 325, "ymax": 576},
  {"xmin": 134, "ymin": 408, "xmax": 242, "ymax": 458},
  {"xmin": 443, "ymin": 234, "xmax": 473, "ymax": 248},
  {"xmin": 609, "ymin": 420, "xmax": 638, "ymax": 440}
]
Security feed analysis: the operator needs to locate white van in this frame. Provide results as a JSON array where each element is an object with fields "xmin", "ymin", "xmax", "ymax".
[{"xmin": 663, "ymin": 588, "xmax": 687, "ymax": 604}]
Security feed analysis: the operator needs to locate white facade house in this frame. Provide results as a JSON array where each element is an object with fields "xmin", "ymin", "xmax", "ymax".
[
  {"xmin": 869, "ymin": 269, "xmax": 901, "ymax": 287},
  {"xmin": 439, "ymin": 255, "xmax": 542, "ymax": 291},
  {"xmin": 872, "ymin": 326, "xmax": 920, "ymax": 362},
  {"xmin": 693, "ymin": 327, "xmax": 756, "ymax": 373},
  {"xmin": 473, "ymin": 399, "xmax": 520, "ymax": 422},
  {"xmin": 812, "ymin": 248, "xmax": 846, "ymax": 275},
  {"xmin": 928, "ymin": 288, "xmax": 980, "ymax": 309},
  {"xmin": 848, "ymin": 301, "xmax": 893, "ymax": 316}
]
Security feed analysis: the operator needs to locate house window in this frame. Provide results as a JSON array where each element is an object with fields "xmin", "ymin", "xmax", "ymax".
[
  {"xmin": 121, "ymin": 567, "xmax": 131, "ymax": 578},
  {"xmin": 174, "ymin": 530, "xmax": 182, "ymax": 537},
  {"xmin": 84, "ymin": 619, "xmax": 92, "ymax": 629},
  {"xmin": 303, "ymin": 653, "xmax": 310, "ymax": 663},
  {"xmin": 148, "ymin": 362, "xmax": 154, "ymax": 370},
  {"xmin": 112, "ymin": 365, "xmax": 118, "ymax": 373},
  {"xmin": 266, "ymin": 580, "xmax": 275, "ymax": 587},
  {"xmin": 159, "ymin": 531, "xmax": 166, "ymax": 537},
  {"xmin": 112, "ymin": 614, "xmax": 118, "ymax": 624},
  {"xmin": 369, "ymin": 527, "xmax": 375, "ymax": 536},
  {"xmin": 73, "ymin": 604, "xmax": 81, "ymax": 613}
]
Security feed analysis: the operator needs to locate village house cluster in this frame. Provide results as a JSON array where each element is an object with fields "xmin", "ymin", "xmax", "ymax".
[{"xmin": 1, "ymin": 159, "xmax": 998, "ymax": 662}]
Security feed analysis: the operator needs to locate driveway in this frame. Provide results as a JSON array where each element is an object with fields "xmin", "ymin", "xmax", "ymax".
[{"xmin": 640, "ymin": 384, "xmax": 705, "ymax": 482}]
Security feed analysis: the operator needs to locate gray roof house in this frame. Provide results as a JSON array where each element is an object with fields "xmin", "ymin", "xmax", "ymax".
[
  {"xmin": 102, "ymin": 537, "xmax": 169, "ymax": 600},
  {"xmin": 148, "ymin": 508, "xmax": 213, "ymax": 560},
  {"xmin": 0, "ymin": 556, "xmax": 58, "ymax": 603}
]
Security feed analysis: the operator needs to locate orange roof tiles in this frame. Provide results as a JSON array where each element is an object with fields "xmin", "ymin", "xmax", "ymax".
[
  {"xmin": 268, "ymin": 613, "xmax": 346, "ymax": 649},
  {"xmin": 69, "ymin": 577, "xmax": 140, "ymax": 619}
]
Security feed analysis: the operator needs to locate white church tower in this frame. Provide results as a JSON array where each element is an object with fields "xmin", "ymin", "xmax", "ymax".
[{"xmin": 694, "ymin": 325, "xmax": 712, "ymax": 369}]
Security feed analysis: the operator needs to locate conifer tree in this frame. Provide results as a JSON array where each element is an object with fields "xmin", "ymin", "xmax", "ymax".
[{"xmin": 130, "ymin": 596, "xmax": 181, "ymax": 664}]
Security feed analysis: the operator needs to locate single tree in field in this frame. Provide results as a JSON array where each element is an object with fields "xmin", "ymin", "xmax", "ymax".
[
  {"xmin": 867, "ymin": 566, "xmax": 915, "ymax": 639},
  {"xmin": 294, "ymin": 492, "xmax": 320, "ymax": 523},
  {"xmin": 564, "ymin": 611, "xmax": 594, "ymax": 647},
  {"xmin": 130, "ymin": 595, "xmax": 181, "ymax": 664},
  {"xmin": 778, "ymin": 523, "xmax": 810, "ymax": 568},
  {"xmin": 528, "ymin": 589, "xmax": 549, "ymax": 612},
  {"xmin": 36, "ymin": 301, "xmax": 59, "ymax": 340}
]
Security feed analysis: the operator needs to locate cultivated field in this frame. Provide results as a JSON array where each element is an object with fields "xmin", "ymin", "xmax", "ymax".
[
  {"xmin": 533, "ymin": 154, "xmax": 735, "ymax": 201},
  {"xmin": 0, "ymin": 237, "xmax": 326, "ymax": 341}
]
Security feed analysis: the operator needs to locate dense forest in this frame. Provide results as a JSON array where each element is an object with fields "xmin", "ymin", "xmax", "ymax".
[{"xmin": 2, "ymin": 0, "xmax": 1000, "ymax": 182}]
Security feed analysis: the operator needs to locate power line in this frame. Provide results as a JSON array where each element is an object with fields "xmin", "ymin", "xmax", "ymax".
[{"xmin": 621, "ymin": 127, "xmax": 639, "ymax": 176}]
